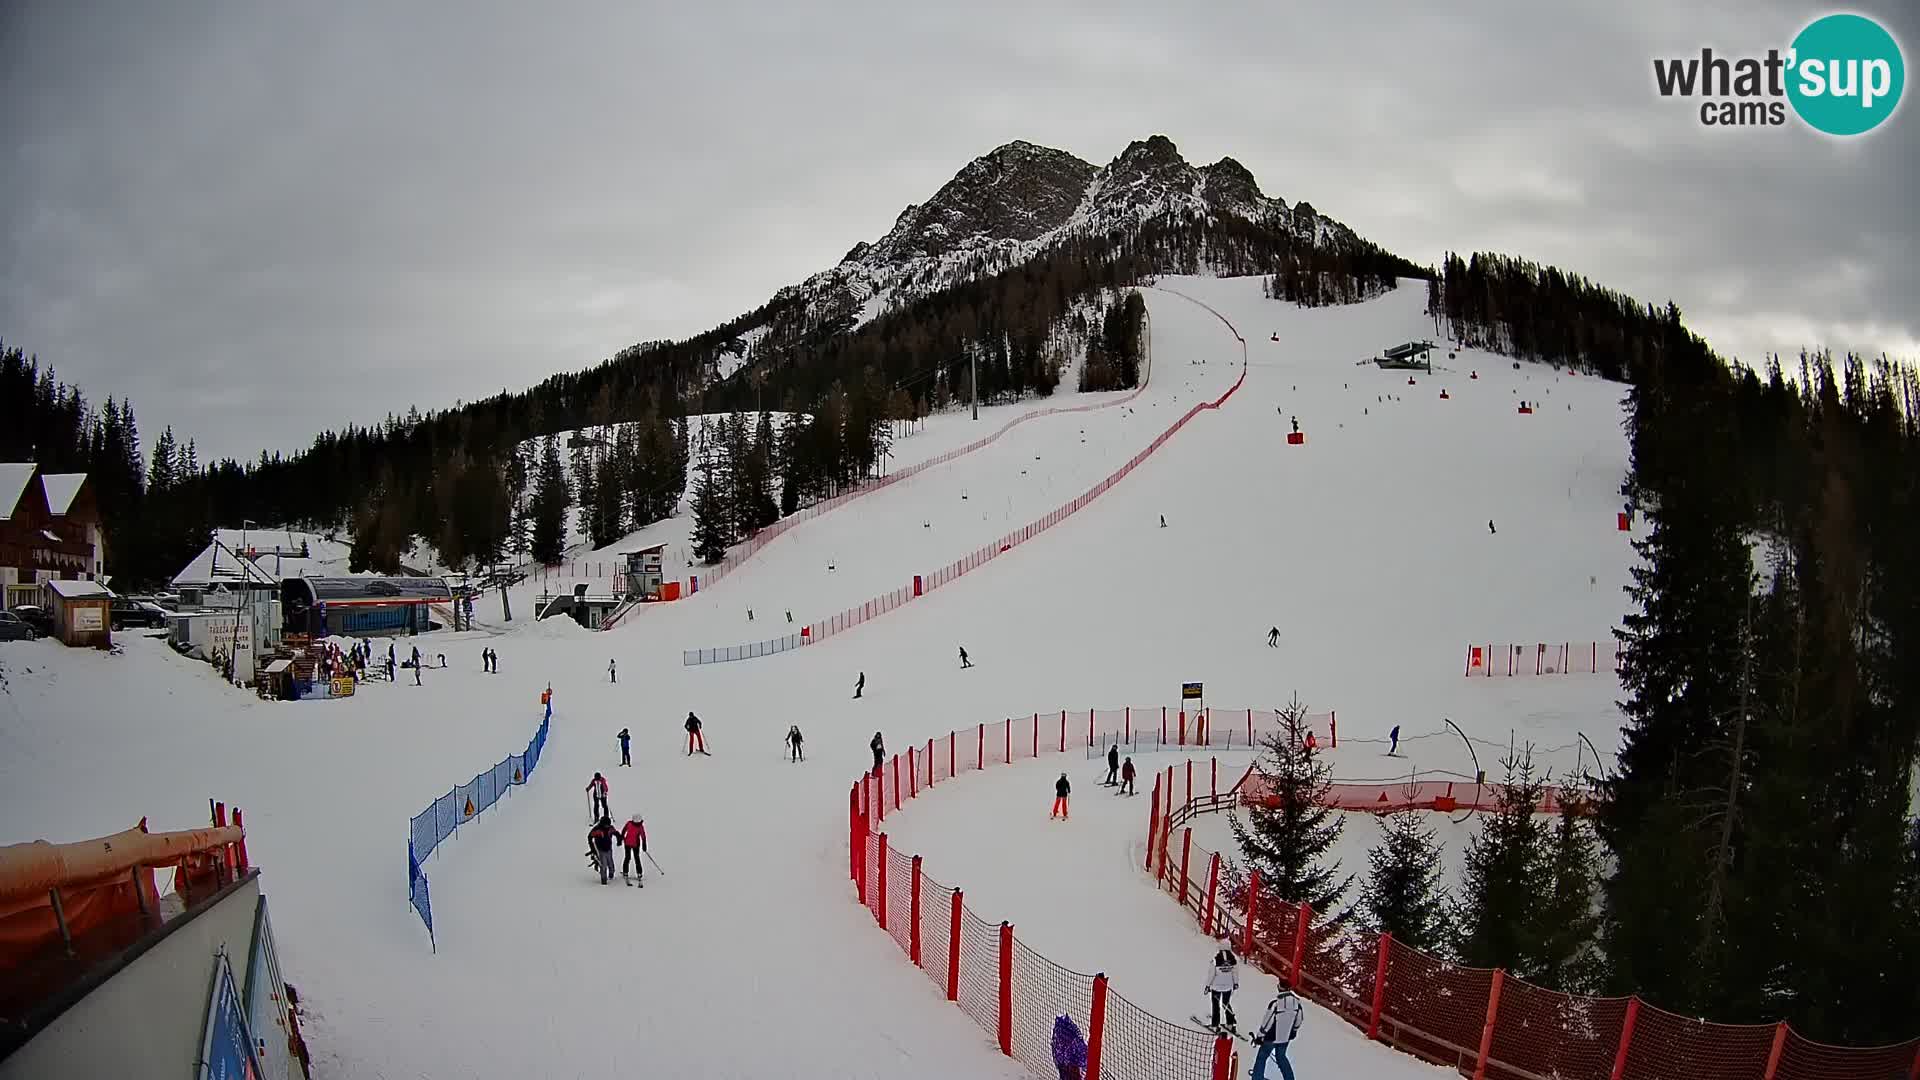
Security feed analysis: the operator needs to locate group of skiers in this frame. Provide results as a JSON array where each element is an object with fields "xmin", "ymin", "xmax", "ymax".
[
  {"xmin": 1203, "ymin": 937, "xmax": 1304, "ymax": 1079},
  {"xmin": 479, "ymin": 646, "xmax": 500, "ymax": 673},
  {"xmin": 584, "ymin": 772, "xmax": 653, "ymax": 886}
]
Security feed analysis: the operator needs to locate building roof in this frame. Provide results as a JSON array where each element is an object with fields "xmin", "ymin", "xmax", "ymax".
[
  {"xmin": 38, "ymin": 473, "xmax": 86, "ymax": 515},
  {"xmin": 290, "ymin": 577, "xmax": 452, "ymax": 603},
  {"xmin": 45, "ymin": 579, "xmax": 112, "ymax": 600},
  {"xmin": 0, "ymin": 463, "xmax": 36, "ymax": 518},
  {"xmin": 171, "ymin": 541, "xmax": 280, "ymax": 589}
]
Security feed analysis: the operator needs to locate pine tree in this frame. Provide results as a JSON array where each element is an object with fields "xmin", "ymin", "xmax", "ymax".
[
  {"xmin": 688, "ymin": 452, "xmax": 730, "ymax": 565},
  {"xmin": 1359, "ymin": 805, "xmax": 1450, "ymax": 951},
  {"xmin": 1532, "ymin": 793, "xmax": 1603, "ymax": 992},
  {"xmin": 1453, "ymin": 749, "xmax": 1550, "ymax": 973},
  {"xmin": 1229, "ymin": 697, "xmax": 1352, "ymax": 919},
  {"xmin": 571, "ymin": 437, "xmax": 598, "ymax": 542},
  {"xmin": 529, "ymin": 435, "xmax": 570, "ymax": 565}
]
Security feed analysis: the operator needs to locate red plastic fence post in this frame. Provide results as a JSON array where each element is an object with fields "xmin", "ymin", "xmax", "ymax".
[
  {"xmin": 232, "ymin": 809, "xmax": 249, "ymax": 871},
  {"xmin": 947, "ymin": 889, "xmax": 963, "ymax": 1001},
  {"xmin": 877, "ymin": 833, "xmax": 890, "ymax": 929},
  {"xmin": 214, "ymin": 800, "xmax": 227, "ymax": 827},
  {"xmin": 1762, "ymin": 1023, "xmax": 1788, "ymax": 1080},
  {"xmin": 978, "ymin": 723, "xmax": 984, "ymax": 770},
  {"xmin": 1087, "ymin": 709, "xmax": 1094, "ymax": 748},
  {"xmin": 1472, "ymin": 969, "xmax": 1505, "ymax": 1080},
  {"xmin": 910, "ymin": 855, "xmax": 923, "ymax": 966},
  {"xmin": 1367, "ymin": 933, "xmax": 1391, "ymax": 1039},
  {"xmin": 1608, "ymin": 997, "xmax": 1640, "ymax": 1080},
  {"xmin": 892, "ymin": 755, "xmax": 901, "ymax": 811},
  {"xmin": 1212, "ymin": 758, "xmax": 1218, "ymax": 800},
  {"xmin": 949, "ymin": 731, "xmax": 955, "ymax": 779},
  {"xmin": 908, "ymin": 747, "xmax": 918, "ymax": 799},
  {"xmin": 926, "ymin": 740, "xmax": 934, "ymax": 787},
  {"xmin": 1180, "ymin": 829, "xmax": 1193, "ymax": 906},
  {"xmin": 1243, "ymin": 871, "xmax": 1261, "ymax": 954},
  {"xmin": 1145, "ymin": 779, "xmax": 1161, "ymax": 873},
  {"xmin": 997, "ymin": 922, "xmax": 1014, "ymax": 1057},
  {"xmin": 1210, "ymin": 1034, "xmax": 1232, "ymax": 1080},
  {"xmin": 850, "ymin": 785, "xmax": 861, "ymax": 889},
  {"xmin": 1087, "ymin": 972, "xmax": 1109, "ymax": 1080},
  {"xmin": 1032, "ymin": 713, "xmax": 1038, "ymax": 758},
  {"xmin": 1289, "ymin": 903, "xmax": 1311, "ymax": 988},
  {"xmin": 1203, "ymin": 852, "xmax": 1221, "ymax": 934}
]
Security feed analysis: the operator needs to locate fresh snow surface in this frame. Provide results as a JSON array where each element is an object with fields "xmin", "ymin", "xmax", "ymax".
[{"xmin": 0, "ymin": 275, "xmax": 1637, "ymax": 1079}]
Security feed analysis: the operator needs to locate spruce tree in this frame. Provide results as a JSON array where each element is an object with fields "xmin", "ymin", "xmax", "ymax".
[
  {"xmin": 1532, "ymin": 793, "xmax": 1602, "ymax": 993},
  {"xmin": 1228, "ymin": 696, "xmax": 1352, "ymax": 918},
  {"xmin": 1453, "ymin": 749, "xmax": 1550, "ymax": 973},
  {"xmin": 688, "ymin": 452, "xmax": 730, "ymax": 565},
  {"xmin": 529, "ymin": 435, "xmax": 570, "ymax": 565},
  {"xmin": 1358, "ymin": 805, "xmax": 1450, "ymax": 951}
]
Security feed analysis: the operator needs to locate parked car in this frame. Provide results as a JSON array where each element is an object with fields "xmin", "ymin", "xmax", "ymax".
[
  {"xmin": 0, "ymin": 611, "xmax": 38, "ymax": 641},
  {"xmin": 9, "ymin": 605, "xmax": 55, "ymax": 637},
  {"xmin": 109, "ymin": 598, "xmax": 168, "ymax": 630}
]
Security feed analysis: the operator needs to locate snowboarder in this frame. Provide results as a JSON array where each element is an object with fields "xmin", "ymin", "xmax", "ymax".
[
  {"xmin": 786, "ymin": 724, "xmax": 804, "ymax": 762},
  {"xmin": 587, "ymin": 815, "xmax": 617, "ymax": 885},
  {"xmin": 870, "ymin": 732, "xmax": 885, "ymax": 776},
  {"xmin": 620, "ymin": 814, "xmax": 648, "ymax": 885},
  {"xmin": 1120, "ymin": 757, "xmax": 1136, "ymax": 796},
  {"xmin": 1051, "ymin": 773, "xmax": 1071, "ymax": 820},
  {"xmin": 1051, "ymin": 1014, "xmax": 1089, "ymax": 1080},
  {"xmin": 609, "ymin": 658, "xmax": 617, "ymax": 684},
  {"xmin": 1387, "ymin": 725, "xmax": 1400, "ymax": 756},
  {"xmin": 685, "ymin": 712, "xmax": 707, "ymax": 755},
  {"xmin": 1250, "ymin": 979, "xmax": 1303, "ymax": 1080},
  {"xmin": 959, "ymin": 646, "xmax": 973, "ymax": 669},
  {"xmin": 1205, "ymin": 936, "xmax": 1240, "ymax": 1031},
  {"xmin": 853, "ymin": 672, "xmax": 865, "ymax": 699},
  {"xmin": 1489, "ymin": 519, "xmax": 1496, "ymax": 535},
  {"xmin": 1267, "ymin": 626, "xmax": 1280, "ymax": 648},
  {"xmin": 617, "ymin": 728, "xmax": 632, "ymax": 767},
  {"xmin": 1105, "ymin": 744, "xmax": 1120, "ymax": 786},
  {"xmin": 586, "ymin": 772, "xmax": 610, "ymax": 819}
]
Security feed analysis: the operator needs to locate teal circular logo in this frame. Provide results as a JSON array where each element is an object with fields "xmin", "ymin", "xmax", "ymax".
[{"xmin": 1787, "ymin": 13, "xmax": 1905, "ymax": 135}]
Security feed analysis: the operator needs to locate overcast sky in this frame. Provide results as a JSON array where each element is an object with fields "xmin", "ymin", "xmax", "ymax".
[{"xmin": 2, "ymin": 1, "xmax": 1914, "ymax": 461}]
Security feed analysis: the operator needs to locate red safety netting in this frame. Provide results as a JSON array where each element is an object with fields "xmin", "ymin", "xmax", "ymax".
[
  {"xmin": 1098, "ymin": 984, "xmax": 1219, "ymax": 1080},
  {"xmin": 1487, "ymin": 973, "xmax": 1630, "ymax": 1080},
  {"xmin": 955, "ymin": 906, "xmax": 1001, "ymax": 1036},
  {"xmin": 918, "ymin": 872, "xmax": 955, "ymax": 998},
  {"xmin": 1008, "ymin": 937, "xmax": 1096, "ymax": 1078},
  {"xmin": 1774, "ymin": 1030, "xmax": 1920, "ymax": 1080},
  {"xmin": 886, "ymin": 853, "xmax": 914, "ymax": 955},
  {"xmin": 1377, "ymin": 940, "xmax": 1493, "ymax": 1071},
  {"xmin": 1619, "ymin": 1000, "xmax": 1776, "ymax": 1080}
]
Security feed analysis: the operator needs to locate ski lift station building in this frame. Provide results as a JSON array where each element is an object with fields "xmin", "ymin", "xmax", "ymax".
[{"xmin": 279, "ymin": 577, "xmax": 451, "ymax": 637}]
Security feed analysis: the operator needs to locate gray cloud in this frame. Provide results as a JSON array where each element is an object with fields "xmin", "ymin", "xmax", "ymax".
[{"xmin": 2, "ymin": 0, "xmax": 1914, "ymax": 461}]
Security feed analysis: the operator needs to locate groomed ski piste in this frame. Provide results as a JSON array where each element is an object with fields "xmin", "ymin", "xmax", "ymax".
[{"xmin": 0, "ymin": 274, "xmax": 1637, "ymax": 1078}]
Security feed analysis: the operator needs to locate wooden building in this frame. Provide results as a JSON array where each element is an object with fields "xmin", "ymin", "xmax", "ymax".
[
  {"xmin": 43, "ymin": 578, "xmax": 112, "ymax": 649},
  {"xmin": 0, "ymin": 465, "xmax": 105, "ymax": 610}
]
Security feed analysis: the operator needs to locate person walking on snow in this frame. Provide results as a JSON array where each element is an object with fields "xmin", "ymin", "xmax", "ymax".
[
  {"xmin": 1105, "ymin": 744, "xmax": 1120, "ymax": 786},
  {"xmin": 1268, "ymin": 626, "xmax": 1280, "ymax": 648},
  {"xmin": 608, "ymin": 658, "xmax": 617, "ymax": 684},
  {"xmin": 1250, "ymin": 980, "xmax": 1303, "ymax": 1080},
  {"xmin": 959, "ymin": 646, "xmax": 973, "ymax": 669},
  {"xmin": 1051, "ymin": 773, "xmax": 1071, "ymax": 820},
  {"xmin": 619, "ymin": 814, "xmax": 648, "ymax": 885},
  {"xmin": 685, "ymin": 712, "xmax": 707, "ymax": 755},
  {"xmin": 587, "ymin": 815, "xmax": 617, "ymax": 885},
  {"xmin": 853, "ymin": 672, "xmax": 865, "ymax": 699},
  {"xmin": 1160, "ymin": 514, "xmax": 1167, "ymax": 528},
  {"xmin": 1489, "ymin": 519, "xmax": 1496, "ymax": 535},
  {"xmin": 870, "ymin": 732, "xmax": 885, "ymax": 777},
  {"xmin": 786, "ymin": 725, "xmax": 804, "ymax": 762},
  {"xmin": 617, "ymin": 728, "xmax": 632, "ymax": 767},
  {"xmin": 1120, "ymin": 757, "xmax": 1137, "ymax": 796},
  {"xmin": 586, "ymin": 772, "xmax": 610, "ymax": 819},
  {"xmin": 1206, "ymin": 936, "xmax": 1240, "ymax": 1030},
  {"xmin": 1051, "ymin": 1014, "xmax": 1089, "ymax": 1080},
  {"xmin": 413, "ymin": 658, "xmax": 422, "ymax": 685},
  {"xmin": 1387, "ymin": 725, "xmax": 1400, "ymax": 756}
]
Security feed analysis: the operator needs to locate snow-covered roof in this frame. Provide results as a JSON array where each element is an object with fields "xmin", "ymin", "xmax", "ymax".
[
  {"xmin": 39, "ymin": 473, "xmax": 86, "ymax": 515},
  {"xmin": 45, "ymin": 579, "xmax": 111, "ymax": 600},
  {"xmin": 0, "ymin": 463, "xmax": 35, "ymax": 517},
  {"xmin": 171, "ymin": 541, "xmax": 280, "ymax": 588}
]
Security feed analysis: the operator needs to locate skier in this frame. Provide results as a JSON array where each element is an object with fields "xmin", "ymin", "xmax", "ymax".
[
  {"xmin": 1120, "ymin": 757, "xmax": 1136, "ymax": 796},
  {"xmin": 1268, "ymin": 626, "xmax": 1280, "ymax": 648},
  {"xmin": 685, "ymin": 712, "xmax": 707, "ymax": 756},
  {"xmin": 609, "ymin": 658, "xmax": 617, "ymax": 684},
  {"xmin": 1051, "ymin": 1014, "xmax": 1089, "ymax": 1080},
  {"xmin": 386, "ymin": 655, "xmax": 396, "ymax": 681},
  {"xmin": 586, "ymin": 772, "xmax": 610, "ymax": 819},
  {"xmin": 1105, "ymin": 744, "xmax": 1120, "ymax": 786},
  {"xmin": 413, "ymin": 659, "xmax": 422, "ymax": 686},
  {"xmin": 617, "ymin": 728, "xmax": 632, "ymax": 767},
  {"xmin": 1387, "ymin": 725, "xmax": 1400, "ymax": 756},
  {"xmin": 785, "ymin": 610, "xmax": 792, "ymax": 623},
  {"xmin": 747, "ymin": 608, "xmax": 753, "ymax": 621},
  {"xmin": 1051, "ymin": 773, "xmax": 1071, "ymax": 820},
  {"xmin": 1205, "ymin": 936, "xmax": 1240, "ymax": 1031},
  {"xmin": 786, "ymin": 724, "xmax": 804, "ymax": 762},
  {"xmin": 1160, "ymin": 514, "xmax": 1167, "ymax": 528},
  {"xmin": 587, "ymin": 815, "xmax": 617, "ymax": 885},
  {"xmin": 870, "ymin": 732, "xmax": 885, "ymax": 777},
  {"xmin": 620, "ymin": 813, "xmax": 648, "ymax": 886},
  {"xmin": 853, "ymin": 672, "xmax": 865, "ymax": 699},
  {"xmin": 959, "ymin": 646, "xmax": 973, "ymax": 669},
  {"xmin": 388, "ymin": 642, "xmax": 396, "ymax": 671},
  {"xmin": 1489, "ymin": 519, "xmax": 1497, "ymax": 535},
  {"xmin": 1250, "ymin": 979, "xmax": 1303, "ymax": 1080}
]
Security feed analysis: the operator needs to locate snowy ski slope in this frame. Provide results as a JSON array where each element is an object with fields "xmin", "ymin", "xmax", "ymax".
[{"xmin": 0, "ymin": 275, "xmax": 1638, "ymax": 1079}]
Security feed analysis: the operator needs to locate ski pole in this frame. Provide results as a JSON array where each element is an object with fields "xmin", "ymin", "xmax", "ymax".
[{"xmin": 645, "ymin": 851, "xmax": 666, "ymax": 876}]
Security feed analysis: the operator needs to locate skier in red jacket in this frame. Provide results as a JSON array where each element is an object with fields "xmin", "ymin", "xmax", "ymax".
[{"xmin": 619, "ymin": 814, "xmax": 649, "ymax": 886}]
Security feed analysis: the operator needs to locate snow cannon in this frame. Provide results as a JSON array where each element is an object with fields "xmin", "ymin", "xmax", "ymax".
[{"xmin": 1287, "ymin": 430, "xmax": 1306, "ymax": 446}]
